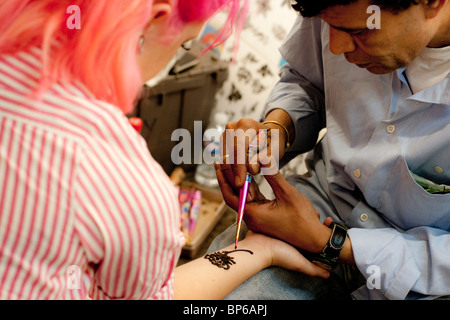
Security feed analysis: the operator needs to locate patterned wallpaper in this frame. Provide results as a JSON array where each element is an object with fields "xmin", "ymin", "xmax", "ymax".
[{"xmin": 209, "ymin": 0, "xmax": 298, "ymax": 122}]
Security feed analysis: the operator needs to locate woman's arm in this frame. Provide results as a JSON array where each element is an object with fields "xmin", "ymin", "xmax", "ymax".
[{"xmin": 174, "ymin": 232, "xmax": 329, "ymax": 300}]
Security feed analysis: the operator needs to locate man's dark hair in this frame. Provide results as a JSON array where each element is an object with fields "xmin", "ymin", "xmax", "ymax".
[{"xmin": 292, "ymin": 0, "xmax": 421, "ymax": 17}]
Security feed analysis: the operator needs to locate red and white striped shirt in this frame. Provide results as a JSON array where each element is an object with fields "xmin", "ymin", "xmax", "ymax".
[{"xmin": 0, "ymin": 48, "xmax": 185, "ymax": 300}]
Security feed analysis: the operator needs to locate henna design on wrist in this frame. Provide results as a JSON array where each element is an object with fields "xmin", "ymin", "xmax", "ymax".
[{"xmin": 204, "ymin": 249, "xmax": 254, "ymax": 270}]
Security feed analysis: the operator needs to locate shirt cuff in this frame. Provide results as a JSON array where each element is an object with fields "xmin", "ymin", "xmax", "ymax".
[{"xmin": 348, "ymin": 228, "xmax": 421, "ymax": 300}]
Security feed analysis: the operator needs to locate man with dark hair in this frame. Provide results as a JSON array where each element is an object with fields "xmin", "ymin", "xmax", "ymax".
[{"xmin": 212, "ymin": 0, "xmax": 449, "ymax": 299}]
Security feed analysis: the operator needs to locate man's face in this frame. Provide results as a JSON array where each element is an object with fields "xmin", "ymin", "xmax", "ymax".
[{"xmin": 319, "ymin": 0, "xmax": 433, "ymax": 74}]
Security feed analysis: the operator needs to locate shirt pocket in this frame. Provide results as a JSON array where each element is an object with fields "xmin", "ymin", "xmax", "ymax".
[{"xmin": 376, "ymin": 155, "xmax": 450, "ymax": 231}]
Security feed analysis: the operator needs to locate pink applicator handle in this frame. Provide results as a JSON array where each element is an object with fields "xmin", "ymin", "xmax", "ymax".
[{"xmin": 235, "ymin": 173, "xmax": 252, "ymax": 249}]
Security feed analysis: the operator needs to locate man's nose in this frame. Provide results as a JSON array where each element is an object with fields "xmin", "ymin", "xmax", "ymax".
[{"xmin": 329, "ymin": 26, "xmax": 356, "ymax": 55}]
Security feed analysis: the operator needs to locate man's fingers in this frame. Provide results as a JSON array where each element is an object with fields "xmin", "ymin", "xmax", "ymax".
[
  {"xmin": 214, "ymin": 163, "xmax": 239, "ymax": 210},
  {"xmin": 218, "ymin": 155, "xmax": 236, "ymax": 188},
  {"xmin": 301, "ymin": 261, "xmax": 330, "ymax": 279},
  {"xmin": 247, "ymin": 152, "xmax": 261, "ymax": 176},
  {"xmin": 263, "ymin": 171, "xmax": 289, "ymax": 197},
  {"xmin": 323, "ymin": 217, "xmax": 334, "ymax": 227},
  {"xmin": 255, "ymin": 147, "xmax": 296, "ymax": 200},
  {"xmin": 247, "ymin": 179, "xmax": 267, "ymax": 202}
]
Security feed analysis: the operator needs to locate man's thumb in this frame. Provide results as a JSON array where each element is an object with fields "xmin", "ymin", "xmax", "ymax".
[{"xmin": 263, "ymin": 171, "xmax": 293, "ymax": 199}]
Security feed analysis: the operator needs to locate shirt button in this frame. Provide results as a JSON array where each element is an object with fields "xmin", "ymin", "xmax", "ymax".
[
  {"xmin": 353, "ymin": 169, "xmax": 361, "ymax": 178},
  {"xmin": 434, "ymin": 166, "xmax": 444, "ymax": 174},
  {"xmin": 360, "ymin": 213, "xmax": 369, "ymax": 222},
  {"xmin": 386, "ymin": 124, "xmax": 396, "ymax": 134}
]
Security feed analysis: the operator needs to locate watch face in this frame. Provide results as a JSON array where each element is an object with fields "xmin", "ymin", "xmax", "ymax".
[
  {"xmin": 330, "ymin": 225, "xmax": 347, "ymax": 249},
  {"xmin": 332, "ymin": 232, "xmax": 345, "ymax": 247}
]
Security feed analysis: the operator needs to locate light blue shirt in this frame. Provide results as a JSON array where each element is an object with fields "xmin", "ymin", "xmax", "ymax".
[{"xmin": 264, "ymin": 16, "xmax": 450, "ymax": 300}]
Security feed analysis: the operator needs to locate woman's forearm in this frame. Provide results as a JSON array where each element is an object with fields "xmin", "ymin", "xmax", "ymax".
[{"xmin": 173, "ymin": 237, "xmax": 270, "ymax": 300}]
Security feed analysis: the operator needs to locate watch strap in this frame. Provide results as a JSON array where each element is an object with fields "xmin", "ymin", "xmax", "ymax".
[{"xmin": 308, "ymin": 222, "xmax": 348, "ymax": 270}]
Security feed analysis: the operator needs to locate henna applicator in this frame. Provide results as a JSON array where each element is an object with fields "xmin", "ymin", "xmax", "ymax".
[
  {"xmin": 234, "ymin": 129, "xmax": 270, "ymax": 249},
  {"xmin": 234, "ymin": 173, "xmax": 252, "ymax": 249}
]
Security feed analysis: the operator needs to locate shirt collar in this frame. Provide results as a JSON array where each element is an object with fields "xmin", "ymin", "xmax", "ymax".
[{"xmin": 396, "ymin": 67, "xmax": 450, "ymax": 106}]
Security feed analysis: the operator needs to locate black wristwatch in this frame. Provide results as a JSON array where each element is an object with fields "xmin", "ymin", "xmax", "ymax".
[{"xmin": 310, "ymin": 222, "xmax": 348, "ymax": 271}]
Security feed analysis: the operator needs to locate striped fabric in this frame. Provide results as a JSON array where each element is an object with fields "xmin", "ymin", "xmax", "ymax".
[{"xmin": 0, "ymin": 48, "xmax": 185, "ymax": 300}]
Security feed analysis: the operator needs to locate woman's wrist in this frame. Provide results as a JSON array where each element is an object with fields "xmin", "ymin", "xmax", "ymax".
[{"xmin": 237, "ymin": 236, "xmax": 273, "ymax": 269}]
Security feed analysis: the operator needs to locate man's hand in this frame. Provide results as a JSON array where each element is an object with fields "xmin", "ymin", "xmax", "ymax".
[
  {"xmin": 215, "ymin": 161, "xmax": 332, "ymax": 254},
  {"xmin": 220, "ymin": 109, "xmax": 295, "ymax": 188},
  {"xmin": 221, "ymin": 117, "xmax": 286, "ymax": 188}
]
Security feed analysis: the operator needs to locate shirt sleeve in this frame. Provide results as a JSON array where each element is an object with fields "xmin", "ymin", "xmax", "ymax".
[
  {"xmin": 348, "ymin": 226, "xmax": 450, "ymax": 300},
  {"xmin": 262, "ymin": 16, "xmax": 326, "ymax": 164}
]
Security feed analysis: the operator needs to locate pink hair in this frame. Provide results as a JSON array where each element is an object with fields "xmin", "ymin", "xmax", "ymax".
[
  {"xmin": 176, "ymin": 0, "xmax": 248, "ymax": 51},
  {"xmin": 0, "ymin": 0, "xmax": 248, "ymax": 114}
]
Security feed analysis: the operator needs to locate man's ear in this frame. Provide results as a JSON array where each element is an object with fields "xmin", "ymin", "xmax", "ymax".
[{"xmin": 424, "ymin": 0, "xmax": 447, "ymax": 19}]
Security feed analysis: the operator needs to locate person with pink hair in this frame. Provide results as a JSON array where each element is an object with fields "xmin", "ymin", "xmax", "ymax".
[{"xmin": 0, "ymin": 0, "xmax": 328, "ymax": 300}]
